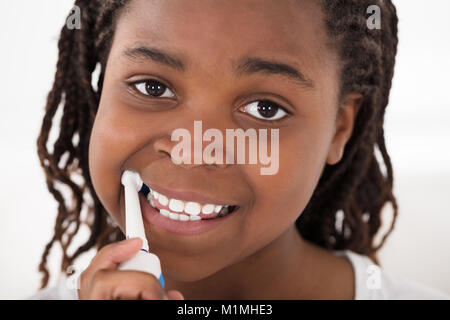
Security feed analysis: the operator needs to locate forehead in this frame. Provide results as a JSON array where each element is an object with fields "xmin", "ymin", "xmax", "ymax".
[{"xmin": 112, "ymin": 0, "xmax": 335, "ymax": 85}]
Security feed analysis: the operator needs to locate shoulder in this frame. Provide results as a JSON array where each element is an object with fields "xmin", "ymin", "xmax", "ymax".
[
  {"xmin": 333, "ymin": 250, "xmax": 450, "ymax": 300},
  {"xmin": 27, "ymin": 277, "xmax": 79, "ymax": 300}
]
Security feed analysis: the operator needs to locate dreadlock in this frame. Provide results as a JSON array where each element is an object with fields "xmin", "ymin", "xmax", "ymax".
[
  {"xmin": 37, "ymin": 0, "xmax": 398, "ymax": 288},
  {"xmin": 297, "ymin": 0, "xmax": 399, "ymax": 263}
]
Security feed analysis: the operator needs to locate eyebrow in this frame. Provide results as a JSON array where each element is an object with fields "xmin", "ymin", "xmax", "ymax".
[
  {"xmin": 123, "ymin": 46, "xmax": 314, "ymax": 89},
  {"xmin": 123, "ymin": 46, "xmax": 186, "ymax": 71},
  {"xmin": 234, "ymin": 57, "xmax": 314, "ymax": 89}
]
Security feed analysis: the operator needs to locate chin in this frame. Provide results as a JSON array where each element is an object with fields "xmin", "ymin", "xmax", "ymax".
[{"xmin": 160, "ymin": 260, "xmax": 225, "ymax": 282}]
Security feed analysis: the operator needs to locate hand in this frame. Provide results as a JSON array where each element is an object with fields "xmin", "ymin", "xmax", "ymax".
[{"xmin": 78, "ymin": 237, "xmax": 184, "ymax": 300}]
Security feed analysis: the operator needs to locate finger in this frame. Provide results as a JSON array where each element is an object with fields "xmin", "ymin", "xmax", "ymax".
[
  {"xmin": 141, "ymin": 289, "xmax": 168, "ymax": 300},
  {"xmin": 90, "ymin": 238, "xmax": 143, "ymax": 271},
  {"xmin": 80, "ymin": 238, "xmax": 143, "ymax": 295},
  {"xmin": 89, "ymin": 269, "xmax": 165, "ymax": 300},
  {"xmin": 167, "ymin": 290, "xmax": 185, "ymax": 300},
  {"xmin": 111, "ymin": 285, "xmax": 165, "ymax": 300}
]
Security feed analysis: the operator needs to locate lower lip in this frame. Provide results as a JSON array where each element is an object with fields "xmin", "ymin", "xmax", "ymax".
[{"xmin": 140, "ymin": 194, "xmax": 237, "ymax": 236}]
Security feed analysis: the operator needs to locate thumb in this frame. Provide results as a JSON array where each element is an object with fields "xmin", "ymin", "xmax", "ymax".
[{"xmin": 91, "ymin": 237, "xmax": 143, "ymax": 271}]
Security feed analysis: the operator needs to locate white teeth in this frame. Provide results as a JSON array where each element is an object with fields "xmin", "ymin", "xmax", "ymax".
[
  {"xmin": 190, "ymin": 215, "xmax": 201, "ymax": 221},
  {"xmin": 169, "ymin": 199, "xmax": 184, "ymax": 212},
  {"xmin": 168, "ymin": 212, "xmax": 179, "ymax": 220},
  {"xmin": 185, "ymin": 202, "xmax": 201, "ymax": 215},
  {"xmin": 202, "ymin": 204, "xmax": 215, "ymax": 215},
  {"xmin": 159, "ymin": 209, "xmax": 170, "ymax": 217},
  {"xmin": 147, "ymin": 194, "xmax": 156, "ymax": 207},
  {"xmin": 147, "ymin": 187, "xmax": 234, "ymax": 220},
  {"xmin": 179, "ymin": 214, "xmax": 189, "ymax": 221},
  {"xmin": 158, "ymin": 194, "xmax": 169, "ymax": 206}
]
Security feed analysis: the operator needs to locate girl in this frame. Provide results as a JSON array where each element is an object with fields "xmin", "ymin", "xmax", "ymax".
[{"xmin": 31, "ymin": 0, "xmax": 448, "ymax": 299}]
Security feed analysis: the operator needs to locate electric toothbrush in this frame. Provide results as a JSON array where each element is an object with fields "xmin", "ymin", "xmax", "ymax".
[{"xmin": 118, "ymin": 170, "xmax": 165, "ymax": 288}]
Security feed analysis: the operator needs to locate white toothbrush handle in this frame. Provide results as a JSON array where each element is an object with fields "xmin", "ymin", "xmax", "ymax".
[
  {"xmin": 118, "ymin": 250, "xmax": 165, "ymax": 288},
  {"xmin": 119, "ymin": 171, "xmax": 164, "ymax": 288}
]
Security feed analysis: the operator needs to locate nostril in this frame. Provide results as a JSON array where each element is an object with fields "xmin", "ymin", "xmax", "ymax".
[{"xmin": 159, "ymin": 150, "xmax": 171, "ymax": 158}]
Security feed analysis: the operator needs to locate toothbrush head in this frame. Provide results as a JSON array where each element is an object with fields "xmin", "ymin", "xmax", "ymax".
[
  {"xmin": 121, "ymin": 170, "xmax": 149, "ymax": 252},
  {"xmin": 121, "ymin": 170, "xmax": 144, "ymax": 190}
]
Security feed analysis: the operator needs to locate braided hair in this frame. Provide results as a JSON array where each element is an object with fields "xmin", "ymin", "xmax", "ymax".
[
  {"xmin": 37, "ymin": 0, "xmax": 398, "ymax": 288},
  {"xmin": 297, "ymin": 0, "xmax": 399, "ymax": 261}
]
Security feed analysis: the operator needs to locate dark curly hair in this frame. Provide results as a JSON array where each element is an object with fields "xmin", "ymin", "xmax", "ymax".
[{"xmin": 37, "ymin": 0, "xmax": 399, "ymax": 288}]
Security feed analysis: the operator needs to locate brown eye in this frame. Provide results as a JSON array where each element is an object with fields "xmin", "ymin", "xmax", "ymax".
[
  {"xmin": 134, "ymin": 80, "xmax": 175, "ymax": 98},
  {"xmin": 242, "ymin": 100, "xmax": 288, "ymax": 121}
]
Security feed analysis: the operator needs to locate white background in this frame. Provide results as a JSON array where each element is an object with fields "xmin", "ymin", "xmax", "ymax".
[{"xmin": 0, "ymin": 0, "xmax": 449, "ymax": 299}]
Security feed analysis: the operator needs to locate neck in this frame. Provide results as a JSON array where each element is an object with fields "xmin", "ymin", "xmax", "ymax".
[{"xmin": 166, "ymin": 225, "xmax": 327, "ymax": 299}]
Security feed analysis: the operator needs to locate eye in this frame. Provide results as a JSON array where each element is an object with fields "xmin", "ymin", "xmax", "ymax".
[
  {"xmin": 240, "ymin": 99, "xmax": 289, "ymax": 121},
  {"xmin": 133, "ymin": 80, "xmax": 175, "ymax": 98}
]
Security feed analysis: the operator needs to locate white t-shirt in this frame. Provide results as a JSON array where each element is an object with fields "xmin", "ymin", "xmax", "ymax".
[
  {"xmin": 333, "ymin": 250, "xmax": 449, "ymax": 299},
  {"xmin": 28, "ymin": 250, "xmax": 449, "ymax": 300}
]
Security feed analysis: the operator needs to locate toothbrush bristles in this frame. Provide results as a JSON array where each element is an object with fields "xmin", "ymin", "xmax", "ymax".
[{"xmin": 139, "ymin": 183, "xmax": 150, "ymax": 197}]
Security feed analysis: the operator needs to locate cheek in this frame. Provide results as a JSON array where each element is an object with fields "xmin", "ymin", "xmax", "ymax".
[
  {"xmin": 243, "ymin": 120, "xmax": 333, "ymax": 240},
  {"xmin": 88, "ymin": 94, "xmax": 144, "ymax": 227}
]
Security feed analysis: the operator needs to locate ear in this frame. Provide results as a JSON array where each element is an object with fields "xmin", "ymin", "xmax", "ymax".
[{"xmin": 326, "ymin": 93, "xmax": 363, "ymax": 165}]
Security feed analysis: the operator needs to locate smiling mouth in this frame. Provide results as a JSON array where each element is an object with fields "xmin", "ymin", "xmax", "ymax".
[{"xmin": 139, "ymin": 183, "xmax": 239, "ymax": 221}]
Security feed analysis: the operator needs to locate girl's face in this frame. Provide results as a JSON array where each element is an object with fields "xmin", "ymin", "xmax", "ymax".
[{"xmin": 89, "ymin": 0, "xmax": 359, "ymax": 281}]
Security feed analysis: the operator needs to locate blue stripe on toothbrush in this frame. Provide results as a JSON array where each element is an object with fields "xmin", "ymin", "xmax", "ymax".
[
  {"xmin": 137, "ymin": 248, "xmax": 164, "ymax": 288},
  {"xmin": 159, "ymin": 274, "xmax": 165, "ymax": 288}
]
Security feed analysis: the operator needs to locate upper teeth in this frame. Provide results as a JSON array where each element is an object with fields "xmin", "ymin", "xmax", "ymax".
[{"xmin": 148, "ymin": 189, "xmax": 228, "ymax": 220}]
